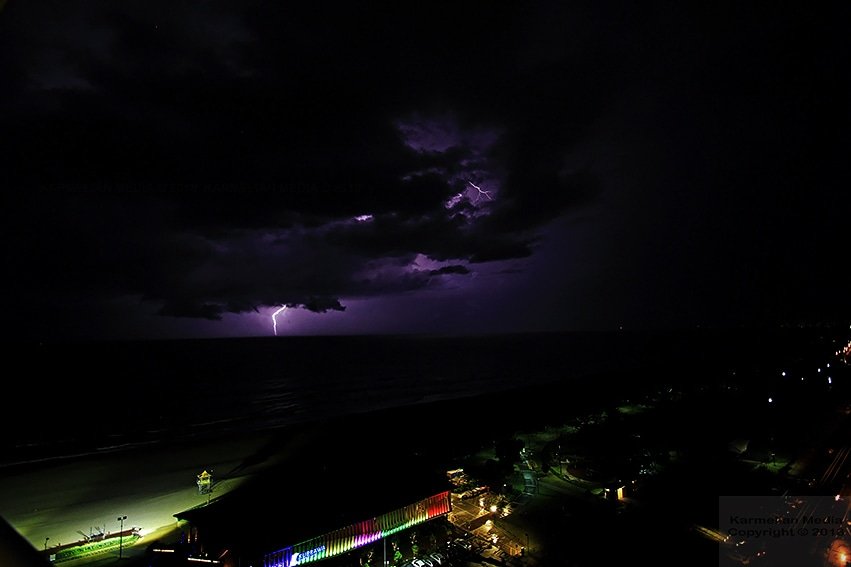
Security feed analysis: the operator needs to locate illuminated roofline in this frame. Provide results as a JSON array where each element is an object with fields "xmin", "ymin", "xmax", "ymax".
[{"xmin": 263, "ymin": 491, "xmax": 451, "ymax": 567}]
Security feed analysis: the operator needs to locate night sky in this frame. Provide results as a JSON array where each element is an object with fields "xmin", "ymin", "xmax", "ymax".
[{"xmin": 3, "ymin": 1, "xmax": 849, "ymax": 342}]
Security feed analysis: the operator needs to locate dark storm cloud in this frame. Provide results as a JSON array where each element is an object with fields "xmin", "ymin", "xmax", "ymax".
[
  {"xmin": 324, "ymin": 214, "xmax": 535, "ymax": 264},
  {"xmin": 158, "ymin": 300, "xmax": 224, "ymax": 321},
  {"xmin": 3, "ymin": 0, "xmax": 612, "ymax": 330},
  {"xmin": 298, "ymin": 297, "xmax": 346, "ymax": 314},
  {"xmin": 429, "ymin": 265, "xmax": 470, "ymax": 277},
  {"xmin": 3, "ymin": 1, "xmax": 848, "ymax": 337}
]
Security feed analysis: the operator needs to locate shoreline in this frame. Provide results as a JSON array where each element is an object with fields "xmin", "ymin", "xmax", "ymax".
[
  {"xmin": 2, "ymin": 374, "xmax": 611, "ymax": 560},
  {"xmin": 5, "ymin": 332, "xmax": 848, "ymax": 567}
]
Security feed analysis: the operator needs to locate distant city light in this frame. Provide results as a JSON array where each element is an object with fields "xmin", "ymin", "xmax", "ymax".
[
  {"xmin": 768, "ymin": 397, "xmax": 773, "ymax": 403},
  {"xmin": 781, "ymin": 371, "xmax": 786, "ymax": 377}
]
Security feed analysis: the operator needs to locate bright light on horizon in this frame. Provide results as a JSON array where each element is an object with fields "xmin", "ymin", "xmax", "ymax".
[{"xmin": 272, "ymin": 305, "xmax": 288, "ymax": 336}]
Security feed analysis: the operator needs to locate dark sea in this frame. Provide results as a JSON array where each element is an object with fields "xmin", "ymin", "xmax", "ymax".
[{"xmin": 5, "ymin": 327, "xmax": 847, "ymax": 470}]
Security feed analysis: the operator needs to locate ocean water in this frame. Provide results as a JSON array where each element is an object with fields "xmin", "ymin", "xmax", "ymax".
[{"xmin": 5, "ymin": 327, "xmax": 845, "ymax": 469}]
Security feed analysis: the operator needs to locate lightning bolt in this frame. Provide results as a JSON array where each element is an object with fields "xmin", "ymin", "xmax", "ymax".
[
  {"xmin": 272, "ymin": 305, "xmax": 287, "ymax": 336},
  {"xmin": 467, "ymin": 180, "xmax": 493, "ymax": 202}
]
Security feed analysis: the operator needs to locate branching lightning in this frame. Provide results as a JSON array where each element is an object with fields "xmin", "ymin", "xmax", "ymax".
[
  {"xmin": 272, "ymin": 305, "xmax": 288, "ymax": 336},
  {"xmin": 467, "ymin": 180, "xmax": 493, "ymax": 202}
]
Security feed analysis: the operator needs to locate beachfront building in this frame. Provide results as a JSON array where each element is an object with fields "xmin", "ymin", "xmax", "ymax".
[
  {"xmin": 263, "ymin": 491, "xmax": 451, "ymax": 567},
  {"xmin": 170, "ymin": 434, "xmax": 452, "ymax": 567}
]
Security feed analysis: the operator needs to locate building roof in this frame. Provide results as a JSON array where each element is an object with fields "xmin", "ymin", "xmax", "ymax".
[
  {"xmin": 175, "ymin": 408, "xmax": 450, "ymax": 558},
  {"xmin": 0, "ymin": 516, "xmax": 53, "ymax": 567}
]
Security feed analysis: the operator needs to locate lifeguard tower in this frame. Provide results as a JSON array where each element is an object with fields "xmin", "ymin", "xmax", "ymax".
[{"xmin": 196, "ymin": 470, "xmax": 212, "ymax": 495}]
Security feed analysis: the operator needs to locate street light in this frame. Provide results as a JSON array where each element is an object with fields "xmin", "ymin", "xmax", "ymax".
[
  {"xmin": 44, "ymin": 537, "xmax": 49, "ymax": 551},
  {"xmin": 117, "ymin": 516, "xmax": 127, "ymax": 559}
]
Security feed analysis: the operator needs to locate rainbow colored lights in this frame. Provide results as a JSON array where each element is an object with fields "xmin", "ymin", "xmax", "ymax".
[{"xmin": 263, "ymin": 491, "xmax": 451, "ymax": 567}]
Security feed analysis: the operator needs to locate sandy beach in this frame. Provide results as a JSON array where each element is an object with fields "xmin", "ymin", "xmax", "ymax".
[
  {"xmin": 0, "ymin": 427, "xmax": 294, "ymax": 565},
  {"xmin": 0, "ymin": 381, "xmax": 560, "ymax": 565}
]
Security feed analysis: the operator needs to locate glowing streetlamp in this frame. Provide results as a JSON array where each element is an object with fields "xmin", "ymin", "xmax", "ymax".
[{"xmin": 117, "ymin": 516, "xmax": 127, "ymax": 559}]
